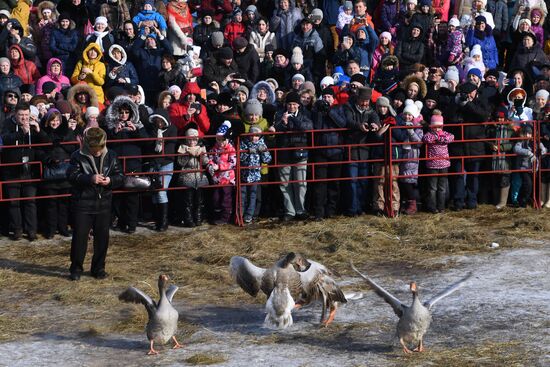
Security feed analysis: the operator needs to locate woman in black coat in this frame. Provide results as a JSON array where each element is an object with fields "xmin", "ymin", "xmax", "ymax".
[
  {"xmin": 509, "ymin": 31, "xmax": 549, "ymax": 73},
  {"xmin": 39, "ymin": 109, "xmax": 78, "ymax": 239},
  {"xmin": 396, "ymin": 23, "xmax": 425, "ymax": 72},
  {"xmin": 105, "ymin": 95, "xmax": 149, "ymax": 233}
]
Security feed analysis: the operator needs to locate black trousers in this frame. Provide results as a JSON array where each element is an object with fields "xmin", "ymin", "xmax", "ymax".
[
  {"xmin": 113, "ymin": 192, "xmax": 140, "ymax": 229},
  {"xmin": 5, "ymin": 183, "xmax": 37, "ymax": 234},
  {"xmin": 312, "ymin": 154, "xmax": 342, "ymax": 218},
  {"xmin": 70, "ymin": 208, "xmax": 111, "ymax": 275},
  {"xmin": 42, "ymin": 187, "xmax": 70, "ymax": 235}
]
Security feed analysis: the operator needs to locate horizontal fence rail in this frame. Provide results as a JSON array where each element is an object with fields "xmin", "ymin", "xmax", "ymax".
[{"xmin": 0, "ymin": 120, "xmax": 548, "ymax": 225}]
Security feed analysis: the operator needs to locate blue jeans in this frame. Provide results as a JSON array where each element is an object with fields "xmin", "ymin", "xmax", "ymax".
[
  {"xmin": 450, "ymin": 160, "xmax": 465, "ymax": 208},
  {"xmin": 151, "ymin": 162, "xmax": 173, "ymax": 204},
  {"xmin": 345, "ymin": 161, "xmax": 369, "ymax": 215},
  {"xmin": 241, "ymin": 184, "xmax": 258, "ymax": 220},
  {"xmin": 465, "ymin": 159, "xmax": 482, "ymax": 208}
]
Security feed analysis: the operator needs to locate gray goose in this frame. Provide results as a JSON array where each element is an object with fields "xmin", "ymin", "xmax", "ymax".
[
  {"xmin": 351, "ymin": 262, "xmax": 471, "ymax": 353},
  {"xmin": 230, "ymin": 253, "xmax": 347, "ymax": 328},
  {"xmin": 119, "ymin": 274, "xmax": 182, "ymax": 355}
]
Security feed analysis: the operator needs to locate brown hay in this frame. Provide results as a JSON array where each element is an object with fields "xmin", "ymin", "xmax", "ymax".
[
  {"xmin": 185, "ymin": 353, "xmax": 228, "ymax": 365},
  {"xmin": 0, "ymin": 205, "xmax": 549, "ymax": 343}
]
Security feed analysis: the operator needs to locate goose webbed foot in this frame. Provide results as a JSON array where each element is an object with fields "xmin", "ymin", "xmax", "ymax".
[
  {"xmin": 172, "ymin": 336, "xmax": 183, "ymax": 349},
  {"xmin": 147, "ymin": 340, "xmax": 159, "ymax": 355},
  {"xmin": 320, "ymin": 307, "xmax": 337, "ymax": 327},
  {"xmin": 400, "ymin": 338, "xmax": 413, "ymax": 354},
  {"xmin": 412, "ymin": 340, "xmax": 424, "ymax": 353}
]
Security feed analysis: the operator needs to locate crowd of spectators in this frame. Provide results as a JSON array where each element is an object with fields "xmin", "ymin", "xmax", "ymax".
[{"xmin": 0, "ymin": 0, "xmax": 550, "ymax": 241}]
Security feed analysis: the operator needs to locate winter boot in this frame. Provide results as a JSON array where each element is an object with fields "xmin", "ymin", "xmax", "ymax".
[
  {"xmin": 542, "ymin": 183, "xmax": 550, "ymax": 208},
  {"xmin": 496, "ymin": 186, "xmax": 510, "ymax": 210},
  {"xmin": 194, "ymin": 189, "xmax": 204, "ymax": 226},
  {"xmin": 182, "ymin": 190, "xmax": 195, "ymax": 227},
  {"xmin": 156, "ymin": 203, "xmax": 169, "ymax": 232},
  {"xmin": 403, "ymin": 200, "xmax": 417, "ymax": 215}
]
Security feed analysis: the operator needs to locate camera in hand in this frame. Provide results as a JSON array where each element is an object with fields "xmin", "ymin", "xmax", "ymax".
[
  {"xmin": 315, "ymin": 100, "xmax": 331, "ymax": 113},
  {"xmin": 190, "ymin": 102, "xmax": 201, "ymax": 111}
]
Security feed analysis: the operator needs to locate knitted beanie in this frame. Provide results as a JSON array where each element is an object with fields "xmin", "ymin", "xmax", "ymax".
[{"xmin": 244, "ymin": 99, "xmax": 263, "ymax": 116}]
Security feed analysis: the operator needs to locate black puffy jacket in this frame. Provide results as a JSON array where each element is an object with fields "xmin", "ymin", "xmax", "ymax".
[{"xmin": 68, "ymin": 147, "xmax": 124, "ymax": 212}]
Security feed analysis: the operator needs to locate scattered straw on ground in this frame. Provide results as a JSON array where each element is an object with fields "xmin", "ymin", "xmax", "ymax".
[{"xmin": 0, "ymin": 205, "xmax": 548, "ymax": 364}]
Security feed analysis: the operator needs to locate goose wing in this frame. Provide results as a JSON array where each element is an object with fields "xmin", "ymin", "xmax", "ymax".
[
  {"xmin": 350, "ymin": 261, "xmax": 405, "ymax": 318},
  {"xmin": 229, "ymin": 256, "xmax": 268, "ymax": 297},
  {"xmin": 299, "ymin": 260, "xmax": 347, "ymax": 305},
  {"xmin": 165, "ymin": 285, "xmax": 179, "ymax": 304},
  {"xmin": 119, "ymin": 286, "xmax": 157, "ymax": 317},
  {"xmin": 424, "ymin": 272, "xmax": 472, "ymax": 310}
]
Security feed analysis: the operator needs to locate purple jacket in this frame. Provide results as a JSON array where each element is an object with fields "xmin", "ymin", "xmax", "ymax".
[{"xmin": 380, "ymin": 2, "xmax": 400, "ymax": 32}]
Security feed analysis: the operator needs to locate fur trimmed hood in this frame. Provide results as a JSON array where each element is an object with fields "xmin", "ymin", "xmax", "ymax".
[
  {"xmin": 37, "ymin": 1, "xmax": 59, "ymax": 21},
  {"xmin": 381, "ymin": 55, "xmax": 399, "ymax": 69},
  {"xmin": 105, "ymin": 95, "xmax": 143, "ymax": 130},
  {"xmin": 108, "ymin": 44, "xmax": 128, "ymax": 66},
  {"xmin": 67, "ymin": 84, "xmax": 100, "ymax": 108},
  {"xmin": 250, "ymin": 81, "xmax": 276, "ymax": 104},
  {"xmin": 400, "ymin": 74, "xmax": 427, "ymax": 99}
]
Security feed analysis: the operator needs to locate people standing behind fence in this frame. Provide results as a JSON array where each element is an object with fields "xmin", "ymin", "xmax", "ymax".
[
  {"xmin": 310, "ymin": 87, "xmax": 346, "ymax": 221},
  {"xmin": 269, "ymin": 91, "xmax": 313, "ymax": 221},
  {"xmin": 486, "ymin": 106, "xmax": 514, "ymax": 209},
  {"xmin": 342, "ymin": 86, "xmax": 379, "ymax": 217},
  {"xmin": 67, "ymin": 127, "xmax": 124, "ymax": 281},
  {"xmin": 105, "ymin": 96, "xmax": 148, "ymax": 233},
  {"xmin": 239, "ymin": 125, "xmax": 272, "ymax": 223},
  {"xmin": 39, "ymin": 108, "xmax": 78, "ymax": 239},
  {"xmin": 207, "ymin": 121, "xmax": 236, "ymax": 225},
  {"xmin": 397, "ymin": 100, "xmax": 424, "ymax": 215},
  {"xmin": 1, "ymin": 102, "xmax": 47, "ymax": 241},
  {"xmin": 175, "ymin": 125, "xmax": 209, "ymax": 227},
  {"xmin": 146, "ymin": 108, "xmax": 178, "ymax": 232},
  {"xmin": 513, "ymin": 125, "xmax": 547, "ymax": 207},
  {"xmin": 422, "ymin": 110, "xmax": 454, "ymax": 213}
]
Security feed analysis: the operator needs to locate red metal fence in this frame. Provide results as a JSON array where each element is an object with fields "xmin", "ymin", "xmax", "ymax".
[{"xmin": 0, "ymin": 120, "xmax": 547, "ymax": 225}]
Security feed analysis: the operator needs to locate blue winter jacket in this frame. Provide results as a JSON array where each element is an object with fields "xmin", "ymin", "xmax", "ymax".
[{"xmin": 466, "ymin": 28, "xmax": 499, "ymax": 69}]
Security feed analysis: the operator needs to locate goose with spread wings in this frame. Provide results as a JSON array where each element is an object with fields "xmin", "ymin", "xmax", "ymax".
[
  {"xmin": 351, "ymin": 262, "xmax": 472, "ymax": 353},
  {"xmin": 119, "ymin": 274, "xmax": 182, "ymax": 355},
  {"xmin": 230, "ymin": 253, "xmax": 347, "ymax": 328}
]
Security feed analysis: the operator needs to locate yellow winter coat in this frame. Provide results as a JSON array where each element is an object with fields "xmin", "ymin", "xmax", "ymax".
[{"xmin": 71, "ymin": 43, "xmax": 106, "ymax": 103}]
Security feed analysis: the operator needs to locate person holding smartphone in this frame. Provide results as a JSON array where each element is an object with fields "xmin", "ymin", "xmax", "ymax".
[{"xmin": 67, "ymin": 127, "xmax": 123, "ymax": 281}]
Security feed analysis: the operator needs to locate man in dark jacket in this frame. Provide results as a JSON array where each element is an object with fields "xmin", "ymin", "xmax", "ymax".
[
  {"xmin": 446, "ymin": 82, "xmax": 489, "ymax": 210},
  {"xmin": 202, "ymin": 46, "xmax": 240, "ymax": 88},
  {"xmin": 310, "ymin": 87, "xmax": 347, "ymax": 220},
  {"xmin": 342, "ymin": 86, "xmax": 379, "ymax": 216},
  {"xmin": 1, "ymin": 102, "xmax": 47, "ymax": 241},
  {"xmin": 130, "ymin": 29, "xmax": 173, "ymax": 106},
  {"xmin": 232, "ymin": 37, "xmax": 260, "ymax": 84},
  {"xmin": 292, "ymin": 17, "xmax": 326, "ymax": 85},
  {"xmin": 270, "ymin": 91, "xmax": 313, "ymax": 221},
  {"xmin": 67, "ymin": 127, "xmax": 124, "ymax": 281}
]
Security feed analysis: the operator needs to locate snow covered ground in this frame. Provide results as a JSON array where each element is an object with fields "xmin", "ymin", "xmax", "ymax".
[{"xmin": 1, "ymin": 243, "xmax": 549, "ymax": 367}]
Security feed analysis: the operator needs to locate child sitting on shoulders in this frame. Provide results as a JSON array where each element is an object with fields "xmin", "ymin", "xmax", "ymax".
[{"xmin": 132, "ymin": 1, "xmax": 167, "ymax": 36}]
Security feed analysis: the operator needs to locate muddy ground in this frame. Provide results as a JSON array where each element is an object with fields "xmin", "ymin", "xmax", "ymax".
[{"xmin": 0, "ymin": 223, "xmax": 549, "ymax": 367}]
